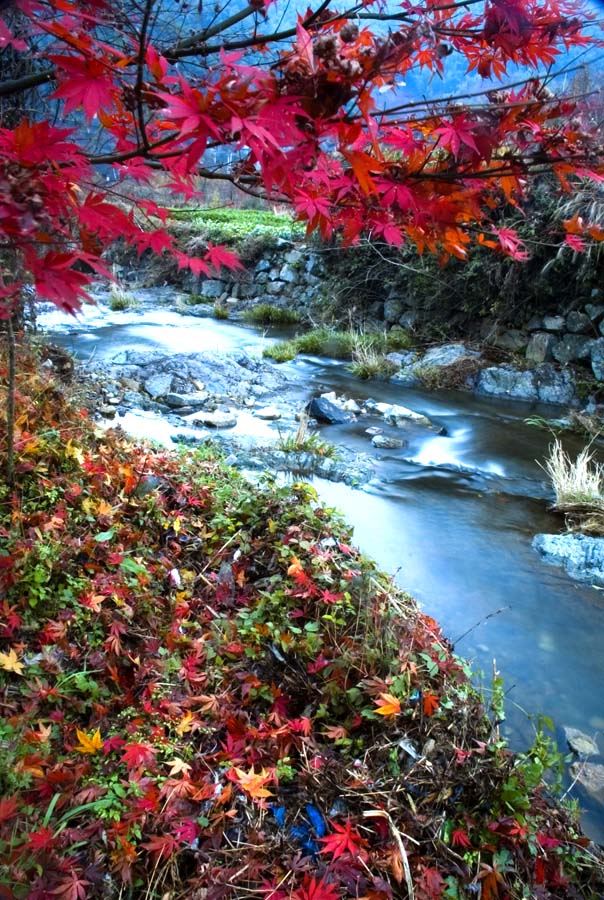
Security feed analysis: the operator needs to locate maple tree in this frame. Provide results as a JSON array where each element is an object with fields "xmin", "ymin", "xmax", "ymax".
[{"xmin": 0, "ymin": 0, "xmax": 603, "ymax": 326}]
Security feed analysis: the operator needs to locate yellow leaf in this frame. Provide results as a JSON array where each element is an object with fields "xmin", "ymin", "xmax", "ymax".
[
  {"xmin": 167, "ymin": 757, "xmax": 192, "ymax": 776},
  {"xmin": 287, "ymin": 556, "xmax": 304, "ymax": 577},
  {"xmin": 65, "ymin": 441, "xmax": 84, "ymax": 465},
  {"xmin": 82, "ymin": 498, "xmax": 96, "ymax": 516},
  {"xmin": 172, "ymin": 517, "xmax": 182, "ymax": 535},
  {"xmin": 233, "ymin": 766, "xmax": 273, "ymax": 799},
  {"xmin": 97, "ymin": 499, "xmax": 113, "ymax": 517},
  {"xmin": 0, "ymin": 648, "xmax": 25, "ymax": 675},
  {"xmin": 175, "ymin": 711, "xmax": 194, "ymax": 736},
  {"xmin": 374, "ymin": 692, "xmax": 401, "ymax": 717},
  {"xmin": 74, "ymin": 727, "xmax": 103, "ymax": 754}
]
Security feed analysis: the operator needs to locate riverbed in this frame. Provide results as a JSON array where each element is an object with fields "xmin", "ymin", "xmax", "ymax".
[{"xmin": 40, "ymin": 294, "xmax": 604, "ymax": 840}]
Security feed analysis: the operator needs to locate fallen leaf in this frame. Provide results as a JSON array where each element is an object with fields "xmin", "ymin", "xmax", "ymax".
[
  {"xmin": 374, "ymin": 692, "xmax": 401, "ymax": 717},
  {"xmin": 0, "ymin": 647, "xmax": 25, "ymax": 675},
  {"xmin": 74, "ymin": 728, "xmax": 103, "ymax": 754}
]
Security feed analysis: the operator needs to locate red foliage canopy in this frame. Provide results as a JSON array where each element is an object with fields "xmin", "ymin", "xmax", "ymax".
[{"xmin": 0, "ymin": 0, "xmax": 603, "ymax": 317}]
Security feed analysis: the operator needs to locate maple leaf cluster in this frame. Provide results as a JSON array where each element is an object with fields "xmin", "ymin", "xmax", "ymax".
[
  {"xmin": 0, "ymin": 353, "xmax": 602, "ymax": 898},
  {"xmin": 0, "ymin": 0, "xmax": 603, "ymax": 317}
]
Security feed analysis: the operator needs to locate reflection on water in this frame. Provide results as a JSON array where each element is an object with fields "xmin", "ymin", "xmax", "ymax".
[{"xmin": 43, "ymin": 298, "xmax": 604, "ymax": 840}]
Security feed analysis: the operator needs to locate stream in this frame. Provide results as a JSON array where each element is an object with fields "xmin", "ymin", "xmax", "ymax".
[{"xmin": 40, "ymin": 295, "xmax": 604, "ymax": 841}]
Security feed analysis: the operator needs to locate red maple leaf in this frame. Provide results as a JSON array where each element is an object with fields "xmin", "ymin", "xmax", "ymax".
[
  {"xmin": 422, "ymin": 691, "xmax": 439, "ymax": 717},
  {"xmin": 50, "ymin": 55, "xmax": 116, "ymax": 119},
  {"xmin": 293, "ymin": 875, "xmax": 340, "ymax": 900},
  {"xmin": 320, "ymin": 820, "xmax": 367, "ymax": 860},
  {"xmin": 120, "ymin": 742, "xmax": 157, "ymax": 770},
  {"xmin": 204, "ymin": 242, "xmax": 243, "ymax": 272},
  {"xmin": 50, "ymin": 871, "xmax": 91, "ymax": 900},
  {"xmin": 142, "ymin": 833, "xmax": 179, "ymax": 860},
  {"xmin": 451, "ymin": 828, "xmax": 472, "ymax": 849},
  {"xmin": 492, "ymin": 226, "xmax": 530, "ymax": 262},
  {"xmin": 415, "ymin": 865, "xmax": 445, "ymax": 899},
  {"xmin": 434, "ymin": 115, "xmax": 479, "ymax": 158}
]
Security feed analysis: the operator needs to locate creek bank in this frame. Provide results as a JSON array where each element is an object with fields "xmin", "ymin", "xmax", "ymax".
[{"xmin": 5, "ymin": 353, "xmax": 604, "ymax": 898}]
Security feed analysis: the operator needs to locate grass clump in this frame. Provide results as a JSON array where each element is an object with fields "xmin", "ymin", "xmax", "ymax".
[
  {"xmin": 213, "ymin": 302, "xmax": 229, "ymax": 319},
  {"xmin": 264, "ymin": 325, "xmax": 414, "ymax": 364},
  {"xmin": 243, "ymin": 304, "xmax": 301, "ymax": 326},
  {"xmin": 540, "ymin": 438, "xmax": 604, "ymax": 533},
  {"xmin": 108, "ymin": 285, "xmax": 136, "ymax": 311},
  {"xmin": 350, "ymin": 335, "xmax": 398, "ymax": 380},
  {"xmin": 277, "ymin": 414, "xmax": 337, "ymax": 457}
]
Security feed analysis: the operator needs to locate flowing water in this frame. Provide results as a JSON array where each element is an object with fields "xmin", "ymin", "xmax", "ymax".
[{"xmin": 40, "ymin": 297, "xmax": 604, "ymax": 840}]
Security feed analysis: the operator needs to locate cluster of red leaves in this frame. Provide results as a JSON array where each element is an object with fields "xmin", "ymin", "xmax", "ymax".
[
  {"xmin": 0, "ymin": 354, "xmax": 602, "ymax": 899},
  {"xmin": 1, "ymin": 0, "xmax": 603, "ymax": 318}
]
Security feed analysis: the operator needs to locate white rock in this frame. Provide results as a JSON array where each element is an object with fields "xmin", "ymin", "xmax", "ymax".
[
  {"xmin": 342, "ymin": 399, "xmax": 361, "ymax": 413},
  {"xmin": 255, "ymin": 406, "xmax": 281, "ymax": 420},
  {"xmin": 372, "ymin": 434, "xmax": 404, "ymax": 449},
  {"xmin": 374, "ymin": 402, "xmax": 432, "ymax": 428}
]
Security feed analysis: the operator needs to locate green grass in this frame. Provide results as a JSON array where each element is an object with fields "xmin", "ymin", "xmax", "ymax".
[
  {"xmin": 169, "ymin": 206, "xmax": 305, "ymax": 245},
  {"xmin": 213, "ymin": 303, "xmax": 229, "ymax": 319},
  {"xmin": 243, "ymin": 304, "xmax": 301, "ymax": 326},
  {"xmin": 277, "ymin": 416, "xmax": 337, "ymax": 458},
  {"xmin": 264, "ymin": 326, "xmax": 414, "ymax": 364},
  {"xmin": 108, "ymin": 286, "xmax": 137, "ymax": 311}
]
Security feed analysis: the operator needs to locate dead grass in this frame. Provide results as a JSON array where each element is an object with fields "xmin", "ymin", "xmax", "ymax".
[{"xmin": 540, "ymin": 438, "xmax": 604, "ymax": 533}]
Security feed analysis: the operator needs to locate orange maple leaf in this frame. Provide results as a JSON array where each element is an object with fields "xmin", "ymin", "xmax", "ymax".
[
  {"xmin": 422, "ymin": 692, "xmax": 440, "ymax": 717},
  {"xmin": 374, "ymin": 692, "xmax": 401, "ymax": 717},
  {"xmin": 74, "ymin": 727, "xmax": 103, "ymax": 754},
  {"xmin": 232, "ymin": 766, "xmax": 274, "ymax": 799}
]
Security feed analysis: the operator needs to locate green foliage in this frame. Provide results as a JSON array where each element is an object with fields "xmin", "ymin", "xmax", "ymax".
[
  {"xmin": 243, "ymin": 303, "xmax": 301, "ymax": 325},
  {"xmin": 264, "ymin": 325, "xmax": 414, "ymax": 363},
  {"xmin": 169, "ymin": 206, "xmax": 304, "ymax": 250},
  {"xmin": 108, "ymin": 285, "xmax": 136, "ymax": 311}
]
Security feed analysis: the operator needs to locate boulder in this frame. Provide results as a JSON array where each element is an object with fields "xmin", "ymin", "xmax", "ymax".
[
  {"xmin": 266, "ymin": 280, "xmax": 286, "ymax": 294},
  {"xmin": 305, "ymin": 396, "xmax": 351, "ymax": 425},
  {"xmin": 421, "ymin": 343, "xmax": 480, "ymax": 368},
  {"xmin": 552, "ymin": 334, "xmax": 594, "ymax": 365},
  {"xmin": 532, "ymin": 533, "xmax": 604, "ymax": 585},
  {"xmin": 144, "ymin": 373, "xmax": 173, "ymax": 399},
  {"xmin": 591, "ymin": 338, "xmax": 604, "ymax": 381},
  {"xmin": 564, "ymin": 726, "xmax": 599, "ymax": 757},
  {"xmin": 543, "ymin": 315, "xmax": 566, "ymax": 332},
  {"xmin": 566, "ymin": 311, "xmax": 592, "ymax": 334},
  {"xmin": 386, "ymin": 350, "xmax": 417, "ymax": 368},
  {"xmin": 526, "ymin": 315, "xmax": 544, "ymax": 332},
  {"xmin": 164, "ymin": 391, "xmax": 208, "ymax": 409},
  {"xmin": 189, "ymin": 410, "xmax": 238, "ymax": 428},
  {"xmin": 200, "ymin": 279, "xmax": 225, "ymax": 299},
  {"xmin": 279, "ymin": 264, "xmax": 298, "ymax": 283},
  {"xmin": 342, "ymin": 399, "xmax": 362, "ymax": 413},
  {"xmin": 399, "ymin": 311, "xmax": 419, "ymax": 330},
  {"xmin": 384, "ymin": 297, "xmax": 405, "ymax": 324},
  {"xmin": 476, "ymin": 365, "xmax": 537, "ymax": 401},
  {"xmin": 254, "ymin": 406, "xmax": 281, "ymax": 420},
  {"xmin": 285, "ymin": 249, "xmax": 303, "ymax": 265},
  {"xmin": 526, "ymin": 332, "xmax": 555, "ymax": 364},
  {"xmin": 493, "ymin": 329, "xmax": 528, "ymax": 352},
  {"xmin": 372, "ymin": 434, "xmax": 405, "ymax": 449},
  {"xmin": 378, "ymin": 403, "xmax": 432, "ymax": 429},
  {"xmin": 569, "ymin": 761, "xmax": 604, "ymax": 801},
  {"xmin": 534, "ymin": 364, "xmax": 575, "ymax": 405},
  {"xmin": 585, "ymin": 303, "xmax": 604, "ymax": 322}
]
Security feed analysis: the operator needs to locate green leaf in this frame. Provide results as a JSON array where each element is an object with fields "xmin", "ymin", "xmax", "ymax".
[{"xmin": 94, "ymin": 529, "xmax": 115, "ymax": 543}]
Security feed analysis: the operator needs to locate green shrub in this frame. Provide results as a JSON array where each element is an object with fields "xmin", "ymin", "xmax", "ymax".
[
  {"xmin": 264, "ymin": 326, "xmax": 414, "ymax": 364},
  {"xmin": 277, "ymin": 416, "xmax": 337, "ymax": 458},
  {"xmin": 243, "ymin": 304, "xmax": 301, "ymax": 325}
]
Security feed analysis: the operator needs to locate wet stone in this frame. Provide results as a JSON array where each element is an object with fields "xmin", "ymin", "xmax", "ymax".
[{"xmin": 564, "ymin": 726, "xmax": 599, "ymax": 757}]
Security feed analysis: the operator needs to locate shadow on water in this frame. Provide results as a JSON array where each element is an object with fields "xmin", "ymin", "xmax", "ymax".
[{"xmin": 41, "ymin": 300, "xmax": 604, "ymax": 841}]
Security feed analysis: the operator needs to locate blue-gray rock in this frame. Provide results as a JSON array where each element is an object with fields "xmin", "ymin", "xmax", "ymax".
[
  {"xmin": 279, "ymin": 263, "xmax": 298, "ymax": 283},
  {"xmin": 371, "ymin": 434, "xmax": 405, "ymax": 449},
  {"xmin": 476, "ymin": 364, "xmax": 574, "ymax": 405},
  {"xmin": 420, "ymin": 343, "xmax": 480, "ymax": 367},
  {"xmin": 543, "ymin": 315, "xmax": 566, "ymax": 332},
  {"xmin": 476, "ymin": 365, "xmax": 537, "ymax": 401},
  {"xmin": 525, "ymin": 332, "xmax": 555, "ymax": 364},
  {"xmin": 552, "ymin": 334, "xmax": 594, "ymax": 365},
  {"xmin": 592, "ymin": 338, "xmax": 604, "ymax": 381},
  {"xmin": 566, "ymin": 311, "xmax": 592, "ymax": 334},
  {"xmin": 585, "ymin": 303, "xmax": 604, "ymax": 322},
  {"xmin": 144, "ymin": 373, "xmax": 173, "ymax": 399},
  {"xmin": 386, "ymin": 350, "xmax": 417, "ymax": 368},
  {"xmin": 533, "ymin": 533, "xmax": 604, "ymax": 585},
  {"xmin": 384, "ymin": 297, "xmax": 405, "ymax": 324},
  {"xmin": 305, "ymin": 396, "xmax": 351, "ymax": 425},
  {"xmin": 493, "ymin": 330, "xmax": 528, "ymax": 352},
  {"xmin": 200, "ymin": 279, "xmax": 225, "ymax": 299},
  {"xmin": 164, "ymin": 391, "xmax": 208, "ymax": 409}
]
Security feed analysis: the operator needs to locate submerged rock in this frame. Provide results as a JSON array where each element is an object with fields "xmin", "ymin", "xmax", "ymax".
[
  {"xmin": 564, "ymin": 726, "xmax": 600, "ymax": 757},
  {"xmin": 254, "ymin": 406, "xmax": 281, "ymax": 420},
  {"xmin": 371, "ymin": 434, "xmax": 405, "ymax": 450},
  {"xmin": 532, "ymin": 533, "xmax": 604, "ymax": 585},
  {"xmin": 569, "ymin": 761, "xmax": 604, "ymax": 801}
]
